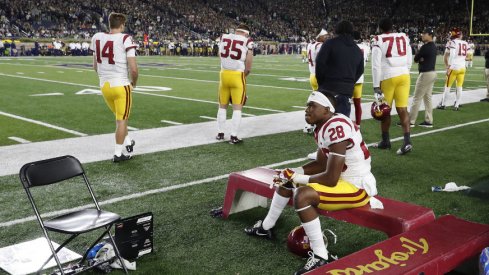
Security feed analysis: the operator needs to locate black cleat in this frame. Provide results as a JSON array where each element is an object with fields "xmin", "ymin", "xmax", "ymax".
[
  {"xmin": 229, "ymin": 136, "xmax": 243, "ymax": 144},
  {"xmin": 113, "ymin": 154, "xmax": 132, "ymax": 163},
  {"xmin": 374, "ymin": 140, "xmax": 391, "ymax": 149},
  {"xmin": 244, "ymin": 220, "xmax": 272, "ymax": 239},
  {"xmin": 481, "ymin": 98, "xmax": 489, "ymax": 102},
  {"xmin": 216, "ymin": 133, "xmax": 225, "ymax": 140},
  {"xmin": 396, "ymin": 143, "xmax": 413, "ymax": 155},
  {"xmin": 209, "ymin": 207, "xmax": 223, "ymax": 218},
  {"xmin": 436, "ymin": 105, "xmax": 445, "ymax": 110},
  {"xmin": 418, "ymin": 121, "xmax": 433, "ymax": 128},
  {"xmin": 125, "ymin": 140, "xmax": 135, "ymax": 153},
  {"xmin": 294, "ymin": 252, "xmax": 331, "ymax": 275}
]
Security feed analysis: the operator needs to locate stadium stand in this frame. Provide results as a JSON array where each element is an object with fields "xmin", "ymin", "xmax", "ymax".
[{"xmin": 1, "ymin": 0, "xmax": 488, "ymax": 44}]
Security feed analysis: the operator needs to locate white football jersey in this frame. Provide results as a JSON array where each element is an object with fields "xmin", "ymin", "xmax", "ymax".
[
  {"xmin": 307, "ymin": 42, "xmax": 322, "ymax": 74},
  {"xmin": 371, "ymin": 32, "xmax": 412, "ymax": 87},
  {"xmin": 219, "ymin": 33, "xmax": 253, "ymax": 72},
  {"xmin": 314, "ymin": 113, "xmax": 372, "ymax": 178},
  {"xmin": 356, "ymin": 43, "xmax": 369, "ymax": 84},
  {"xmin": 90, "ymin": 32, "xmax": 137, "ymax": 87},
  {"xmin": 446, "ymin": 39, "xmax": 469, "ymax": 70},
  {"xmin": 467, "ymin": 42, "xmax": 475, "ymax": 54}
]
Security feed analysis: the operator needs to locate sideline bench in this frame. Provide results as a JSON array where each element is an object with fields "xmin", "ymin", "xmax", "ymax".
[
  {"xmin": 308, "ymin": 215, "xmax": 489, "ymax": 275},
  {"xmin": 221, "ymin": 167, "xmax": 435, "ymax": 237}
]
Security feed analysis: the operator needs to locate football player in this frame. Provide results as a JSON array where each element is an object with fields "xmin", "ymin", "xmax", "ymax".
[
  {"xmin": 308, "ymin": 30, "xmax": 327, "ymax": 91},
  {"xmin": 301, "ymin": 40, "xmax": 308, "ymax": 63},
  {"xmin": 437, "ymin": 28, "xmax": 469, "ymax": 111},
  {"xmin": 465, "ymin": 39, "xmax": 475, "ymax": 68},
  {"xmin": 353, "ymin": 31, "xmax": 369, "ymax": 127},
  {"xmin": 245, "ymin": 91, "xmax": 381, "ymax": 275},
  {"xmin": 90, "ymin": 13, "xmax": 138, "ymax": 162},
  {"xmin": 371, "ymin": 18, "xmax": 413, "ymax": 155},
  {"xmin": 216, "ymin": 23, "xmax": 254, "ymax": 144}
]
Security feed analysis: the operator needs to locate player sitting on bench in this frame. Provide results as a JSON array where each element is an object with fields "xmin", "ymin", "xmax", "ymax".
[{"xmin": 244, "ymin": 91, "xmax": 383, "ymax": 275}]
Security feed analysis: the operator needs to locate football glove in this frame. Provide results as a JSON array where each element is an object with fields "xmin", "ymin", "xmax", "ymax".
[
  {"xmin": 271, "ymin": 169, "xmax": 309, "ymax": 189},
  {"xmin": 374, "ymin": 87, "xmax": 384, "ymax": 102}
]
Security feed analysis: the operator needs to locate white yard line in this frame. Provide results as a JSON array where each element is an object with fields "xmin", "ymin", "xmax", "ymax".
[
  {"xmin": 0, "ymin": 72, "xmax": 286, "ymax": 113},
  {"xmin": 0, "ymin": 111, "xmax": 87, "ymax": 137},
  {"xmin": 2, "ymin": 117, "xmax": 489, "ymax": 228},
  {"xmin": 161, "ymin": 120, "xmax": 183, "ymax": 125},
  {"xmin": 8, "ymin": 137, "xmax": 31, "ymax": 144},
  {"xmin": 242, "ymin": 113, "xmax": 257, "ymax": 117},
  {"xmin": 199, "ymin": 115, "xmax": 216, "ymax": 120},
  {"xmin": 30, "ymin": 93, "xmax": 64, "ymax": 96},
  {"xmin": 127, "ymin": 126, "xmax": 139, "ymax": 131}
]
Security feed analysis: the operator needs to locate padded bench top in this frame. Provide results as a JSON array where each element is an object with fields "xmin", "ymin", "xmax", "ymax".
[{"xmin": 308, "ymin": 215, "xmax": 489, "ymax": 275}]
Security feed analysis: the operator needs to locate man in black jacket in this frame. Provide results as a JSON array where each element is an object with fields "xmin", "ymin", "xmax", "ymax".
[
  {"xmin": 409, "ymin": 28, "xmax": 437, "ymax": 127},
  {"xmin": 315, "ymin": 20, "xmax": 364, "ymax": 116}
]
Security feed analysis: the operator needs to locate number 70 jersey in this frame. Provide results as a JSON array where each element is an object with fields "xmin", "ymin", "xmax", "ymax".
[
  {"xmin": 90, "ymin": 32, "xmax": 137, "ymax": 87},
  {"xmin": 314, "ymin": 114, "xmax": 372, "ymax": 177},
  {"xmin": 219, "ymin": 33, "xmax": 253, "ymax": 72}
]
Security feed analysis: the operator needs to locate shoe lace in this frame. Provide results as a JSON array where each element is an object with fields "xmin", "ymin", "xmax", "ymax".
[{"xmin": 304, "ymin": 251, "xmax": 320, "ymax": 270}]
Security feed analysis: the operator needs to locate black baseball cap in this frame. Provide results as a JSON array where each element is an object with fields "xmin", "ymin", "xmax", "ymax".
[{"xmin": 422, "ymin": 28, "xmax": 434, "ymax": 36}]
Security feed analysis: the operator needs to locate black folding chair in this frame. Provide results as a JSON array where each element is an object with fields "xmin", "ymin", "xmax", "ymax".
[{"xmin": 19, "ymin": 155, "xmax": 128, "ymax": 274}]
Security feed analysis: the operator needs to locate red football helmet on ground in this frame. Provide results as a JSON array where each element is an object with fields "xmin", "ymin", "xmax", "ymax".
[
  {"xmin": 449, "ymin": 28, "xmax": 462, "ymax": 39},
  {"xmin": 287, "ymin": 226, "xmax": 311, "ymax": 257},
  {"xmin": 371, "ymin": 101, "xmax": 391, "ymax": 121}
]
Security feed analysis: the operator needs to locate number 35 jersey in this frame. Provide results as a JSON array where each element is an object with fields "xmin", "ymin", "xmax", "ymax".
[
  {"xmin": 314, "ymin": 113, "xmax": 372, "ymax": 178},
  {"xmin": 90, "ymin": 32, "xmax": 137, "ymax": 87},
  {"xmin": 219, "ymin": 33, "xmax": 253, "ymax": 72}
]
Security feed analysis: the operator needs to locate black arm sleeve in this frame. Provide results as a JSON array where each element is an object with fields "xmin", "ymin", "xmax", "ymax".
[
  {"xmin": 414, "ymin": 45, "xmax": 424, "ymax": 63},
  {"xmin": 315, "ymin": 42, "xmax": 329, "ymax": 85}
]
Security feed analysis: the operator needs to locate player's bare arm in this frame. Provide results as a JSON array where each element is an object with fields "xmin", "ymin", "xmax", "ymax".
[
  {"xmin": 302, "ymin": 149, "xmax": 327, "ymax": 175},
  {"xmin": 244, "ymin": 49, "xmax": 253, "ymax": 77},
  {"xmin": 127, "ymin": 56, "xmax": 138, "ymax": 87},
  {"xmin": 92, "ymin": 54, "xmax": 97, "ymax": 72},
  {"xmin": 308, "ymin": 140, "xmax": 347, "ymax": 187}
]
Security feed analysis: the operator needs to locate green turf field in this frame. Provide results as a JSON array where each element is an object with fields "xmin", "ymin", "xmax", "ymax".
[{"xmin": 1, "ymin": 54, "xmax": 488, "ymax": 274}]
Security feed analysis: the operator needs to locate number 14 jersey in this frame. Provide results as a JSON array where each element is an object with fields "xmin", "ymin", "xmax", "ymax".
[
  {"xmin": 219, "ymin": 33, "xmax": 253, "ymax": 72},
  {"xmin": 90, "ymin": 32, "xmax": 137, "ymax": 87},
  {"xmin": 314, "ymin": 113, "xmax": 372, "ymax": 178}
]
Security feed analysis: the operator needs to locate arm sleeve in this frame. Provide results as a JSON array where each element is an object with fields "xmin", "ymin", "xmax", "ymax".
[
  {"xmin": 89, "ymin": 36, "xmax": 96, "ymax": 52},
  {"xmin": 448, "ymin": 42, "xmax": 456, "ymax": 67},
  {"xmin": 355, "ymin": 49, "xmax": 364, "ymax": 82},
  {"xmin": 371, "ymin": 38, "xmax": 382, "ymax": 88},
  {"xmin": 315, "ymin": 42, "xmax": 329, "ymax": 85},
  {"xmin": 414, "ymin": 44, "xmax": 423, "ymax": 63},
  {"xmin": 123, "ymin": 34, "xmax": 137, "ymax": 52},
  {"xmin": 246, "ymin": 38, "xmax": 254, "ymax": 50}
]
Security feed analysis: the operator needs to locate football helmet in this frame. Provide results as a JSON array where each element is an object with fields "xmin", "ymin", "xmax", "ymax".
[
  {"xmin": 371, "ymin": 101, "xmax": 391, "ymax": 121},
  {"xmin": 449, "ymin": 28, "xmax": 462, "ymax": 39},
  {"xmin": 287, "ymin": 226, "xmax": 311, "ymax": 257}
]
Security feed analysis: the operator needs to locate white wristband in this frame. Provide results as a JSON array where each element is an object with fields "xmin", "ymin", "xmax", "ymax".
[
  {"xmin": 292, "ymin": 167, "xmax": 304, "ymax": 174},
  {"xmin": 292, "ymin": 173, "xmax": 310, "ymax": 185}
]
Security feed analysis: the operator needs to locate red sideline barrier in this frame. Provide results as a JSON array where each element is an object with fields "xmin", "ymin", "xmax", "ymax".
[
  {"xmin": 222, "ymin": 167, "xmax": 435, "ymax": 237},
  {"xmin": 308, "ymin": 215, "xmax": 489, "ymax": 275}
]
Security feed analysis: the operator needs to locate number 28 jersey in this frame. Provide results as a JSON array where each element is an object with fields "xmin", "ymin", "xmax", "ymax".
[
  {"xmin": 90, "ymin": 32, "xmax": 137, "ymax": 87},
  {"xmin": 314, "ymin": 114, "xmax": 372, "ymax": 178},
  {"xmin": 219, "ymin": 33, "xmax": 253, "ymax": 72},
  {"xmin": 371, "ymin": 32, "xmax": 412, "ymax": 87}
]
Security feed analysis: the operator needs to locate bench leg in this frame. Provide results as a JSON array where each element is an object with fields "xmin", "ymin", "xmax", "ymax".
[{"xmin": 222, "ymin": 188, "xmax": 268, "ymax": 218}]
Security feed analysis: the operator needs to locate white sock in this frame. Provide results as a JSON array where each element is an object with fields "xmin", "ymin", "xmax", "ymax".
[
  {"xmin": 230, "ymin": 110, "xmax": 242, "ymax": 137},
  {"xmin": 455, "ymin": 87, "xmax": 462, "ymax": 107},
  {"xmin": 114, "ymin": 144, "xmax": 124, "ymax": 157},
  {"xmin": 465, "ymin": 61, "xmax": 469, "ymax": 68},
  {"xmin": 262, "ymin": 192, "xmax": 290, "ymax": 230},
  {"xmin": 302, "ymin": 217, "xmax": 328, "ymax": 260},
  {"xmin": 217, "ymin": 108, "xmax": 226, "ymax": 133},
  {"xmin": 441, "ymin": 87, "xmax": 450, "ymax": 106},
  {"xmin": 124, "ymin": 135, "xmax": 132, "ymax": 146}
]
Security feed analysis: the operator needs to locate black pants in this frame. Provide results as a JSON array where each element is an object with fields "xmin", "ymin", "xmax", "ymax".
[{"xmin": 334, "ymin": 94, "xmax": 351, "ymax": 117}]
